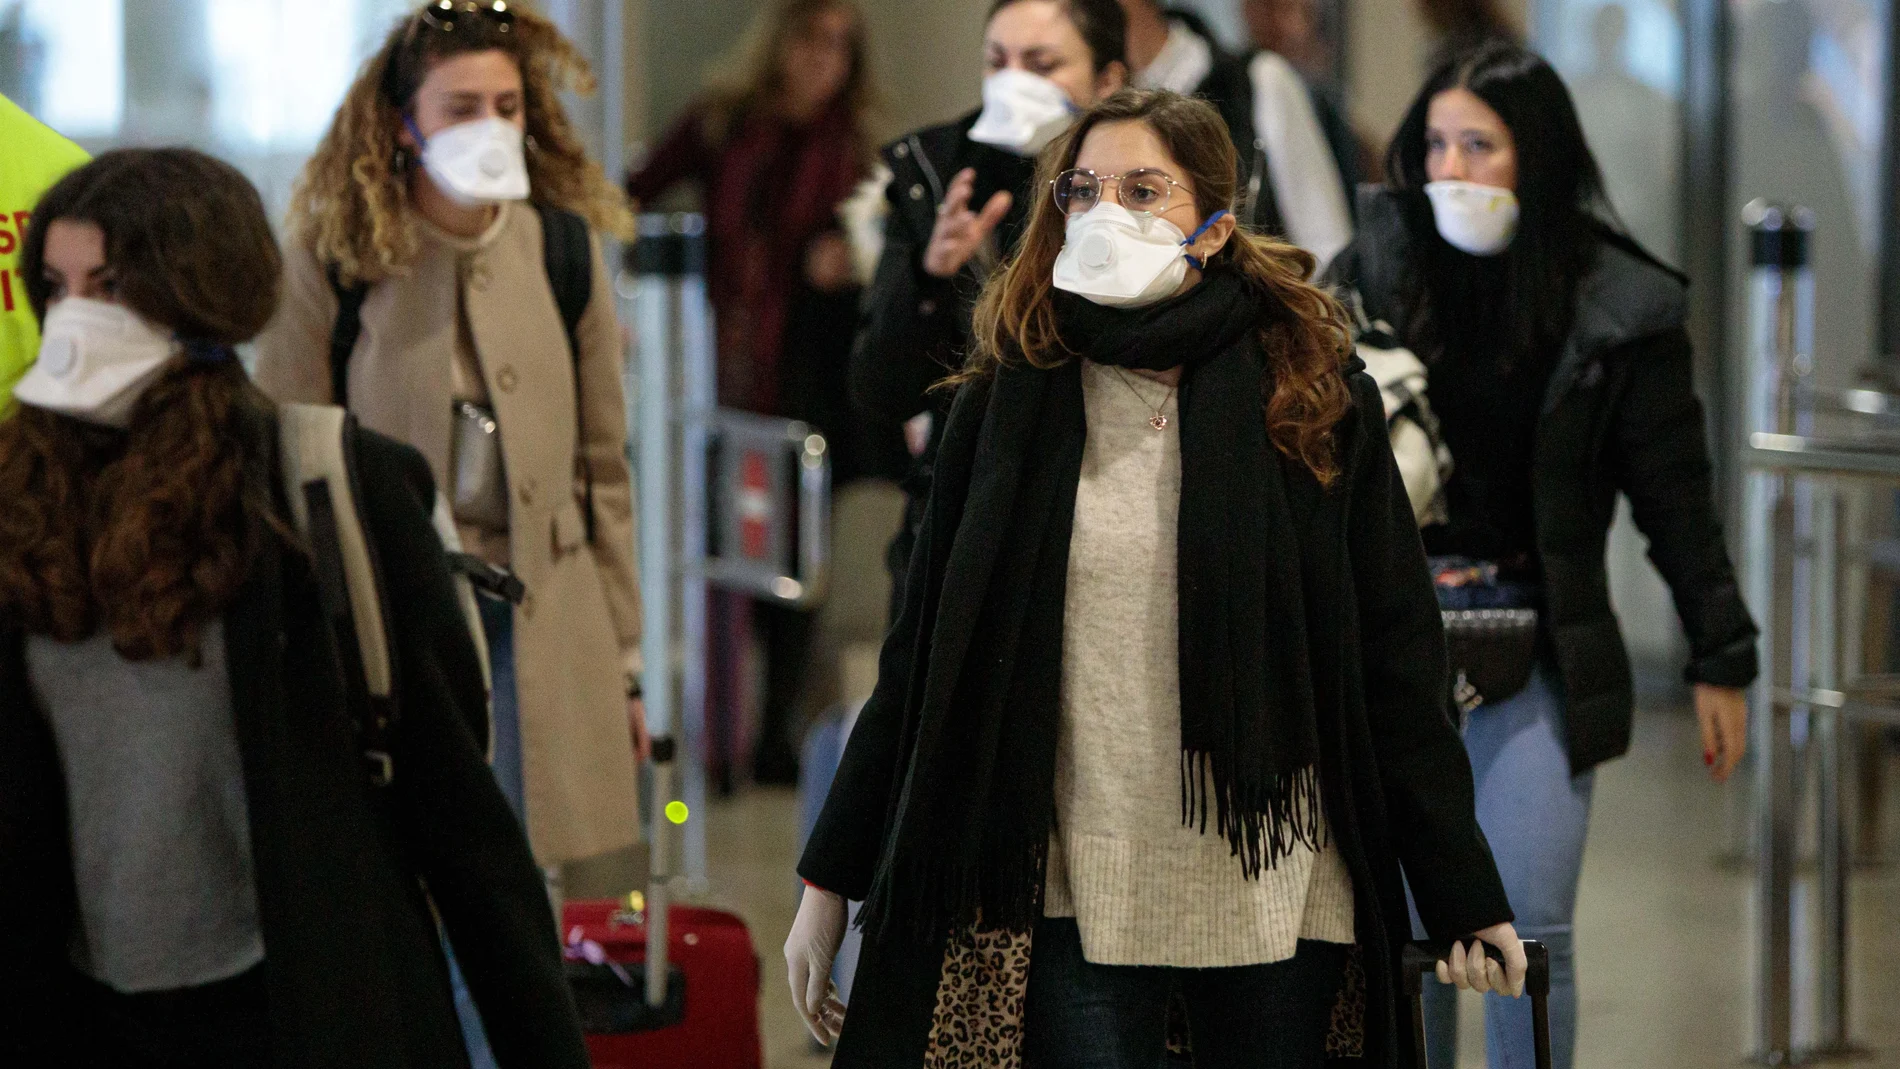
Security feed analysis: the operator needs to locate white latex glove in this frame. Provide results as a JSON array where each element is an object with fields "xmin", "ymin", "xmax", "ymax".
[
  {"xmin": 785, "ymin": 885, "xmax": 849, "ymax": 1045},
  {"xmin": 1434, "ymin": 921, "xmax": 1528, "ymax": 998}
]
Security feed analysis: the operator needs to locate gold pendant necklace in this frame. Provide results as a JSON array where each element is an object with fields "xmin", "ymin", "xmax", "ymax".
[{"xmin": 1111, "ymin": 367, "xmax": 1176, "ymax": 431}]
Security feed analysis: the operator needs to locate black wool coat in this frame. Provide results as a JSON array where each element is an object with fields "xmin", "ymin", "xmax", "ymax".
[
  {"xmin": 802, "ymin": 365, "xmax": 1514, "ymax": 1069},
  {"xmin": 0, "ymin": 426, "xmax": 590, "ymax": 1069},
  {"xmin": 1331, "ymin": 189, "xmax": 1760, "ymax": 773}
]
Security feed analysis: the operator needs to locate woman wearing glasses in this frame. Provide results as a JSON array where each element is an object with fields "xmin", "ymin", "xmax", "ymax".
[
  {"xmin": 851, "ymin": 0, "xmax": 1128, "ymax": 618},
  {"xmin": 257, "ymin": 1, "xmax": 645, "ymax": 862},
  {"xmin": 786, "ymin": 88, "xmax": 1525, "ymax": 1069}
]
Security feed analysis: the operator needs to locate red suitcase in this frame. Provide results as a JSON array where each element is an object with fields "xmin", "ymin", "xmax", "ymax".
[{"xmin": 562, "ymin": 894, "xmax": 763, "ymax": 1069}]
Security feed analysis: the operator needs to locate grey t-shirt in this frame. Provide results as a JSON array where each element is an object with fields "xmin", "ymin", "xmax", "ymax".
[{"xmin": 26, "ymin": 620, "xmax": 265, "ymax": 993}]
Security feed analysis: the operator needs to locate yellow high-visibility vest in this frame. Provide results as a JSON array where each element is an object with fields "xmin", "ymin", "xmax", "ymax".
[{"xmin": 0, "ymin": 93, "xmax": 89, "ymax": 414}]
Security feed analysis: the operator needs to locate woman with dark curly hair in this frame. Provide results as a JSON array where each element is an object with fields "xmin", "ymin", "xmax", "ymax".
[
  {"xmin": 0, "ymin": 148, "xmax": 588, "ymax": 1068},
  {"xmin": 787, "ymin": 89, "xmax": 1524, "ymax": 1069}
]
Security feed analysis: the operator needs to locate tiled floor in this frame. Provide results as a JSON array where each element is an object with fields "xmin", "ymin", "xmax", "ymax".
[{"xmin": 695, "ymin": 704, "xmax": 1900, "ymax": 1068}]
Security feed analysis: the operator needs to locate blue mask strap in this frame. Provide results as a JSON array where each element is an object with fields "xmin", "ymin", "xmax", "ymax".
[
  {"xmin": 403, "ymin": 116, "xmax": 426, "ymax": 152},
  {"xmin": 1180, "ymin": 208, "xmax": 1230, "ymax": 270},
  {"xmin": 181, "ymin": 339, "xmax": 240, "ymax": 366}
]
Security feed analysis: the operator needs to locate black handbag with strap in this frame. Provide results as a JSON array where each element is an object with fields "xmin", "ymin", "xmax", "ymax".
[
  {"xmin": 1431, "ymin": 557, "xmax": 1541, "ymax": 715},
  {"xmin": 324, "ymin": 203, "xmax": 599, "ymax": 543}
]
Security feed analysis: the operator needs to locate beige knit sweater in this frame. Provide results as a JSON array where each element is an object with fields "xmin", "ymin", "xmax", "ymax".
[{"xmin": 1041, "ymin": 360, "xmax": 1356, "ymax": 968}]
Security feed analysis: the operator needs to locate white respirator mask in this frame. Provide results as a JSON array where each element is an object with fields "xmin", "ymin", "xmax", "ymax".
[
  {"xmin": 12, "ymin": 298, "xmax": 181, "ymax": 427},
  {"xmin": 1424, "ymin": 180, "xmax": 1520, "ymax": 256},
  {"xmin": 967, "ymin": 69, "xmax": 1079, "ymax": 157},
  {"xmin": 410, "ymin": 115, "xmax": 531, "ymax": 207},
  {"xmin": 1052, "ymin": 203, "xmax": 1229, "ymax": 308}
]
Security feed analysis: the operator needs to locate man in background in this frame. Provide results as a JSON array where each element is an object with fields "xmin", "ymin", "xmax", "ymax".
[
  {"xmin": 1118, "ymin": 0, "xmax": 1353, "ymax": 269},
  {"xmin": 0, "ymin": 91, "xmax": 87, "ymax": 413},
  {"xmin": 1242, "ymin": 0, "xmax": 1368, "ymax": 214}
]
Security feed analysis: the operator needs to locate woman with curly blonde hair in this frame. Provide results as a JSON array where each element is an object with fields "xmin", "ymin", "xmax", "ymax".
[
  {"xmin": 256, "ymin": 0, "xmax": 645, "ymax": 906},
  {"xmin": 788, "ymin": 90, "xmax": 1525, "ymax": 1067}
]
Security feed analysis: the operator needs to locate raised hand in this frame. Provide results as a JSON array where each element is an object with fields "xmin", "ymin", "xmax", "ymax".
[{"xmin": 922, "ymin": 167, "xmax": 1014, "ymax": 279}]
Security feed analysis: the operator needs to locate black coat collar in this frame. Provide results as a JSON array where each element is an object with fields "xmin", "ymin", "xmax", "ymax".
[{"xmin": 1349, "ymin": 187, "xmax": 1688, "ymax": 412}]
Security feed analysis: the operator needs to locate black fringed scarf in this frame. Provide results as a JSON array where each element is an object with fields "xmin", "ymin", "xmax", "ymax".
[{"xmin": 862, "ymin": 268, "xmax": 1324, "ymax": 941}]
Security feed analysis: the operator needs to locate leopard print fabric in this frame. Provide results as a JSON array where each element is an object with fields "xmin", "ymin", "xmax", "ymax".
[
  {"xmin": 923, "ymin": 924, "xmax": 1034, "ymax": 1069},
  {"xmin": 922, "ymin": 930, "xmax": 1368, "ymax": 1065},
  {"xmin": 1324, "ymin": 944, "xmax": 1368, "ymax": 1059}
]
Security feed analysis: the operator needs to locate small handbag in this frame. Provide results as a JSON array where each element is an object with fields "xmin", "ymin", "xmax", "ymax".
[
  {"xmin": 450, "ymin": 400, "xmax": 510, "ymax": 532},
  {"xmin": 1431, "ymin": 557, "xmax": 1540, "ymax": 714}
]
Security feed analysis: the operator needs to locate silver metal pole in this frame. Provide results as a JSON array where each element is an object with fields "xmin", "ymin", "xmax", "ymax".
[
  {"xmin": 1813, "ymin": 483, "xmax": 1850, "ymax": 1055},
  {"xmin": 630, "ymin": 213, "xmax": 676, "ymax": 1008},
  {"xmin": 1743, "ymin": 199, "xmax": 1814, "ymax": 1064},
  {"xmin": 600, "ymin": 0, "xmax": 626, "ymax": 183},
  {"xmin": 628, "ymin": 212, "xmax": 712, "ymax": 1001},
  {"xmin": 676, "ymin": 217, "xmax": 714, "ymax": 896}
]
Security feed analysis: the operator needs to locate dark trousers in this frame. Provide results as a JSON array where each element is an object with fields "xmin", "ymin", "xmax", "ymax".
[
  {"xmin": 1024, "ymin": 918, "xmax": 1345, "ymax": 1069},
  {"xmin": 708, "ymin": 591, "xmax": 815, "ymax": 791},
  {"xmin": 74, "ymin": 964, "xmax": 271, "ymax": 1068}
]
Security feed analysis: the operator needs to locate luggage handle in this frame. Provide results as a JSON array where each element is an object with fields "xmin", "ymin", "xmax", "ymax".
[{"xmin": 1401, "ymin": 939, "xmax": 1551, "ymax": 1069}]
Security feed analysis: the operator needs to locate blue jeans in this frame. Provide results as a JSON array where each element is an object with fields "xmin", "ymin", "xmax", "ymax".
[
  {"xmin": 1411, "ymin": 668, "xmax": 1594, "ymax": 1069},
  {"xmin": 1023, "ymin": 917, "xmax": 1345, "ymax": 1069},
  {"xmin": 480, "ymin": 596, "xmax": 526, "ymax": 820},
  {"xmin": 448, "ymin": 596, "xmax": 527, "ymax": 1069}
]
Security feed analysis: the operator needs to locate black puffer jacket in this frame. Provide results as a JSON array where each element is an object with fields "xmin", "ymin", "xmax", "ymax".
[
  {"xmin": 849, "ymin": 110, "xmax": 1036, "ymax": 608},
  {"xmin": 1330, "ymin": 189, "xmax": 1759, "ymax": 774}
]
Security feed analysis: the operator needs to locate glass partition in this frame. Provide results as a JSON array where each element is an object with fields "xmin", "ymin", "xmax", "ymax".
[
  {"xmin": 1540, "ymin": 0, "xmax": 1685, "ymax": 263},
  {"xmin": 1728, "ymin": 0, "xmax": 1886, "ymax": 398}
]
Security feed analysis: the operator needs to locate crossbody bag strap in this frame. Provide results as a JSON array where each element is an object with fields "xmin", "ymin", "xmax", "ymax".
[{"xmin": 325, "ymin": 265, "xmax": 371, "ymax": 407}]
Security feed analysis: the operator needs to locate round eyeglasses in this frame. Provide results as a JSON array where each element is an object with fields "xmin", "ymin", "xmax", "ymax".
[{"xmin": 1051, "ymin": 168, "xmax": 1188, "ymax": 217}]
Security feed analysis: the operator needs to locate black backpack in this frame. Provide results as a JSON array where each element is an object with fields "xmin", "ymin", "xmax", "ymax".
[{"xmin": 325, "ymin": 203, "xmax": 598, "ymax": 542}]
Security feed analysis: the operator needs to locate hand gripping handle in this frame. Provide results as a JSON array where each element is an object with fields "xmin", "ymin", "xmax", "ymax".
[{"xmin": 1401, "ymin": 939, "xmax": 1551, "ymax": 1069}]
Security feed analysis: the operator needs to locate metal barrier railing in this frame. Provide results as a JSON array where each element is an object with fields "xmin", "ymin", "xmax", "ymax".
[{"xmin": 1741, "ymin": 200, "xmax": 1895, "ymax": 1063}]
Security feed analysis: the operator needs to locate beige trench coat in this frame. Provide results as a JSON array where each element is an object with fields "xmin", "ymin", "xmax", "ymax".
[{"xmin": 255, "ymin": 205, "xmax": 641, "ymax": 865}]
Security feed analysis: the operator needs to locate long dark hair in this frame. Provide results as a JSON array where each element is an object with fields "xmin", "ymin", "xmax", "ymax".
[
  {"xmin": 966, "ymin": 89, "xmax": 1352, "ymax": 484},
  {"xmin": 0, "ymin": 149, "xmax": 282, "ymax": 661},
  {"xmin": 987, "ymin": 0, "xmax": 1128, "ymax": 72},
  {"xmin": 1386, "ymin": 42, "xmax": 1615, "ymax": 367}
]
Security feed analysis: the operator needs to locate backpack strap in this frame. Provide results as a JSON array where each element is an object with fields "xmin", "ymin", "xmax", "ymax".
[
  {"xmin": 325, "ymin": 265, "xmax": 370, "ymax": 406},
  {"xmin": 534, "ymin": 203, "xmax": 599, "ymax": 544},
  {"xmin": 278, "ymin": 403, "xmax": 400, "ymax": 786},
  {"xmin": 536, "ymin": 203, "xmax": 590, "ymax": 358}
]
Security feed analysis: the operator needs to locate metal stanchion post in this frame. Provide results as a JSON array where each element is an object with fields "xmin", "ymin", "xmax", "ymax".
[
  {"xmin": 677, "ymin": 223, "xmax": 714, "ymax": 896},
  {"xmin": 1813, "ymin": 483, "xmax": 1853, "ymax": 1056},
  {"xmin": 626, "ymin": 212, "xmax": 712, "ymax": 1005},
  {"xmin": 1743, "ymin": 199, "xmax": 1814, "ymax": 1064}
]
